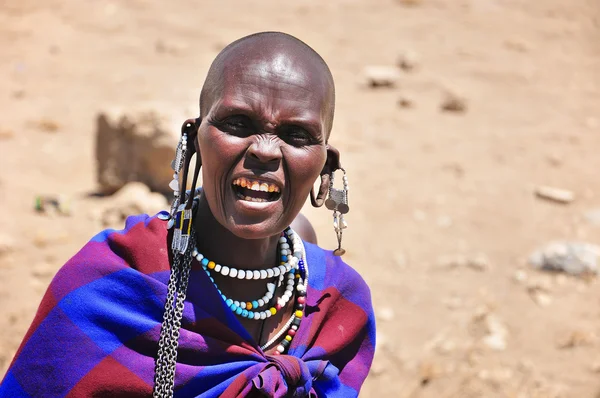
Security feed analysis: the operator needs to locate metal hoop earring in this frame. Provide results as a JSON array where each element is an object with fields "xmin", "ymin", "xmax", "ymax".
[{"xmin": 324, "ymin": 168, "xmax": 349, "ymax": 256}]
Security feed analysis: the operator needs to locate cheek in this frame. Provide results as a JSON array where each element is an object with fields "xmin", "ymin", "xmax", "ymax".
[{"xmin": 285, "ymin": 147, "xmax": 327, "ymax": 190}]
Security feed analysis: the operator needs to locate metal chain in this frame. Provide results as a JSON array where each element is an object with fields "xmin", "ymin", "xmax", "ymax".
[{"xmin": 153, "ymin": 229, "xmax": 195, "ymax": 398}]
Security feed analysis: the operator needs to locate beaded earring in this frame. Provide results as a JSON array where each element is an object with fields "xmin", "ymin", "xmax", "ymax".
[
  {"xmin": 324, "ymin": 168, "xmax": 349, "ymax": 256},
  {"xmin": 167, "ymin": 119, "xmax": 200, "ymax": 255}
]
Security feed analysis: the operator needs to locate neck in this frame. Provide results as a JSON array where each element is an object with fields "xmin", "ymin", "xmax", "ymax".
[{"xmin": 192, "ymin": 193, "xmax": 280, "ymax": 270}]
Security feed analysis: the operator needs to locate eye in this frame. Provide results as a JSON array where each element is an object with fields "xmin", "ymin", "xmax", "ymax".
[
  {"xmin": 212, "ymin": 115, "xmax": 254, "ymax": 136},
  {"xmin": 279, "ymin": 125, "xmax": 318, "ymax": 146}
]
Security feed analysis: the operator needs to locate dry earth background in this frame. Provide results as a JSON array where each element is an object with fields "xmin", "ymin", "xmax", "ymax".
[{"xmin": 1, "ymin": 0, "xmax": 600, "ymax": 396}]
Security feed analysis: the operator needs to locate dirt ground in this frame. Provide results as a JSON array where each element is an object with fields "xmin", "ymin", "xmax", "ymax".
[{"xmin": 1, "ymin": 0, "xmax": 600, "ymax": 396}]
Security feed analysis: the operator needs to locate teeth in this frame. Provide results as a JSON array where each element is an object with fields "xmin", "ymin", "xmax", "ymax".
[{"xmin": 233, "ymin": 177, "xmax": 280, "ymax": 193}]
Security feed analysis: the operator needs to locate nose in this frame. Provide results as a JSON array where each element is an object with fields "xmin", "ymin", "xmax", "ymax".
[{"xmin": 246, "ymin": 135, "xmax": 282, "ymax": 165}]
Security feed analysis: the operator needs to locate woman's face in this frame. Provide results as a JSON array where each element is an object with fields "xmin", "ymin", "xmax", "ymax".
[{"xmin": 197, "ymin": 51, "xmax": 333, "ymax": 239}]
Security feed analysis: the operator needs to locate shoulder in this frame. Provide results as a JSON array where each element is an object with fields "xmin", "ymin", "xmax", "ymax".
[
  {"xmin": 53, "ymin": 212, "xmax": 170, "ymax": 290},
  {"xmin": 303, "ymin": 242, "xmax": 373, "ymax": 312}
]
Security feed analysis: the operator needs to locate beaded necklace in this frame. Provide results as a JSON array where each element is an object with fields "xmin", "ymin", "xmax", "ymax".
[{"xmin": 193, "ymin": 228, "xmax": 308, "ymax": 354}]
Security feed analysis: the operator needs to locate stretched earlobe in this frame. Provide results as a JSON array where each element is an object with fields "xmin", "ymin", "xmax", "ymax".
[{"xmin": 311, "ymin": 145, "xmax": 341, "ymax": 208}]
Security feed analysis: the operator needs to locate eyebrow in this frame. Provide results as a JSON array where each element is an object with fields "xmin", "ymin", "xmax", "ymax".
[{"xmin": 211, "ymin": 102, "xmax": 324, "ymax": 136}]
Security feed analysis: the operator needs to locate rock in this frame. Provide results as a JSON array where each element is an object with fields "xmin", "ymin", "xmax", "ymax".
[
  {"xmin": 529, "ymin": 241, "xmax": 600, "ymax": 276},
  {"xmin": 556, "ymin": 330, "xmax": 597, "ymax": 349},
  {"xmin": 363, "ymin": 66, "xmax": 401, "ymax": 88},
  {"xmin": 397, "ymin": 50, "xmax": 419, "ymax": 72},
  {"xmin": 100, "ymin": 182, "xmax": 169, "ymax": 226},
  {"xmin": 513, "ymin": 269, "xmax": 528, "ymax": 283},
  {"xmin": 528, "ymin": 290, "xmax": 552, "ymax": 307},
  {"xmin": 440, "ymin": 92, "xmax": 467, "ymax": 113},
  {"xmin": 397, "ymin": 96, "xmax": 414, "ymax": 108},
  {"xmin": 35, "ymin": 118, "xmax": 60, "ymax": 133},
  {"xmin": 0, "ymin": 129, "xmax": 15, "ymax": 140},
  {"xmin": 398, "ymin": 0, "xmax": 423, "ymax": 6},
  {"xmin": 534, "ymin": 185, "xmax": 575, "ymax": 204},
  {"xmin": 482, "ymin": 314, "xmax": 509, "ymax": 351},
  {"xmin": 419, "ymin": 360, "xmax": 443, "ymax": 385},
  {"xmin": 376, "ymin": 307, "xmax": 395, "ymax": 322},
  {"xmin": 0, "ymin": 234, "xmax": 15, "ymax": 256},
  {"xmin": 436, "ymin": 254, "xmax": 466, "ymax": 270},
  {"xmin": 467, "ymin": 253, "xmax": 491, "ymax": 272},
  {"xmin": 95, "ymin": 108, "xmax": 187, "ymax": 195},
  {"xmin": 583, "ymin": 208, "xmax": 600, "ymax": 226}
]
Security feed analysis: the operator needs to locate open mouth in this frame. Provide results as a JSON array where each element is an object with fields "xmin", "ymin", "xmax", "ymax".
[{"xmin": 232, "ymin": 177, "xmax": 281, "ymax": 203}]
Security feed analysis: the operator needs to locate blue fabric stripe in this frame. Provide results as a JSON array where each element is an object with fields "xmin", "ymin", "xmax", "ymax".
[
  {"xmin": 58, "ymin": 268, "xmax": 163, "ymax": 354},
  {"xmin": 0, "ymin": 371, "xmax": 29, "ymax": 397}
]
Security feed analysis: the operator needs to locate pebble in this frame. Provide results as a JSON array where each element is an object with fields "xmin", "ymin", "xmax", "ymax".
[
  {"xmin": 397, "ymin": 50, "xmax": 419, "ymax": 72},
  {"xmin": 0, "ymin": 234, "xmax": 15, "ymax": 256},
  {"xmin": 376, "ymin": 307, "xmax": 395, "ymax": 322},
  {"xmin": 397, "ymin": 96, "xmax": 414, "ymax": 108},
  {"xmin": 440, "ymin": 92, "xmax": 468, "ymax": 113},
  {"xmin": 482, "ymin": 314, "xmax": 509, "ymax": 351},
  {"xmin": 36, "ymin": 119, "xmax": 60, "ymax": 133},
  {"xmin": 363, "ymin": 66, "xmax": 401, "ymax": 88},
  {"xmin": 556, "ymin": 330, "xmax": 597, "ymax": 349},
  {"xmin": 398, "ymin": 0, "xmax": 423, "ymax": 6},
  {"xmin": 0, "ymin": 129, "xmax": 15, "ymax": 140},
  {"xmin": 528, "ymin": 290, "xmax": 552, "ymax": 307},
  {"xmin": 529, "ymin": 241, "xmax": 599, "ymax": 276},
  {"xmin": 513, "ymin": 269, "xmax": 528, "ymax": 283},
  {"xmin": 534, "ymin": 185, "xmax": 575, "ymax": 204},
  {"xmin": 467, "ymin": 254, "xmax": 491, "ymax": 272}
]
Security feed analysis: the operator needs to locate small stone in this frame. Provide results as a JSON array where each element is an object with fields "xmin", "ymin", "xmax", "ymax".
[
  {"xmin": 467, "ymin": 254, "xmax": 491, "ymax": 272},
  {"xmin": 436, "ymin": 254, "xmax": 466, "ymax": 270},
  {"xmin": 529, "ymin": 241, "xmax": 599, "ymax": 276},
  {"xmin": 529, "ymin": 290, "xmax": 552, "ymax": 307},
  {"xmin": 483, "ymin": 332, "xmax": 507, "ymax": 351},
  {"xmin": 398, "ymin": 0, "xmax": 423, "ymax": 6},
  {"xmin": 482, "ymin": 314, "xmax": 509, "ymax": 351},
  {"xmin": 397, "ymin": 50, "xmax": 419, "ymax": 72},
  {"xmin": 100, "ymin": 182, "xmax": 169, "ymax": 226},
  {"xmin": 36, "ymin": 119, "xmax": 60, "ymax": 133},
  {"xmin": 0, "ymin": 234, "xmax": 15, "ymax": 256},
  {"xmin": 397, "ymin": 96, "xmax": 414, "ymax": 108},
  {"xmin": 0, "ymin": 129, "xmax": 15, "ymax": 140},
  {"xmin": 534, "ymin": 185, "xmax": 575, "ymax": 204},
  {"xmin": 513, "ymin": 270, "xmax": 528, "ymax": 283},
  {"xmin": 440, "ymin": 92, "xmax": 467, "ymax": 113},
  {"xmin": 436, "ymin": 339, "xmax": 456, "ymax": 355},
  {"xmin": 556, "ymin": 330, "xmax": 597, "ymax": 349},
  {"xmin": 376, "ymin": 307, "xmax": 395, "ymax": 322},
  {"xmin": 363, "ymin": 66, "xmax": 401, "ymax": 88},
  {"xmin": 419, "ymin": 360, "xmax": 443, "ymax": 385}
]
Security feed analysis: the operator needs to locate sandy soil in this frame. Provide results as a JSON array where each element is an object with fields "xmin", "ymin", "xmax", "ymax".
[{"xmin": 1, "ymin": 0, "xmax": 600, "ymax": 396}]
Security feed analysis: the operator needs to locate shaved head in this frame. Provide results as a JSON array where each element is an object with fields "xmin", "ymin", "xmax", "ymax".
[{"xmin": 199, "ymin": 32, "xmax": 336, "ymax": 136}]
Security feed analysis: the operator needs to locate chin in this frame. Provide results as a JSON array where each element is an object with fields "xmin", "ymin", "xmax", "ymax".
[{"xmin": 226, "ymin": 222, "xmax": 283, "ymax": 240}]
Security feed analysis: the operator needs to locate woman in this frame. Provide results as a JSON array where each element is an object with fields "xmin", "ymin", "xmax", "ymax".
[{"xmin": 1, "ymin": 32, "xmax": 375, "ymax": 397}]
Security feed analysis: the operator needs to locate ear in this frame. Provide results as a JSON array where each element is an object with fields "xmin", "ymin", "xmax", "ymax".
[{"xmin": 311, "ymin": 145, "xmax": 341, "ymax": 207}]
